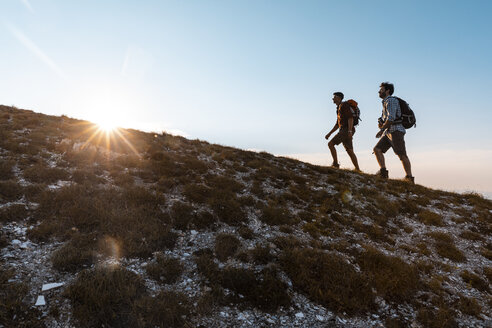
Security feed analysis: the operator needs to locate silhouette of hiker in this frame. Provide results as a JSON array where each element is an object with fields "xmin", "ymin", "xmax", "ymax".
[
  {"xmin": 374, "ymin": 82, "xmax": 414, "ymax": 183},
  {"xmin": 325, "ymin": 92, "xmax": 360, "ymax": 171}
]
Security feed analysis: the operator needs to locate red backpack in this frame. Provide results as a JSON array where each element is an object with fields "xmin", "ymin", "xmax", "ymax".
[{"xmin": 345, "ymin": 99, "xmax": 361, "ymax": 126}]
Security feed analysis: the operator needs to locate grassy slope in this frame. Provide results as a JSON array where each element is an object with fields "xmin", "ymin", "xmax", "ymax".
[{"xmin": 0, "ymin": 105, "xmax": 491, "ymax": 327}]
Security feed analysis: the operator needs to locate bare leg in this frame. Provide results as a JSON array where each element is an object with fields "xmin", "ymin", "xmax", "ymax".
[
  {"xmin": 400, "ymin": 155, "xmax": 412, "ymax": 177},
  {"xmin": 346, "ymin": 149, "xmax": 360, "ymax": 171},
  {"xmin": 374, "ymin": 147, "xmax": 386, "ymax": 169},
  {"xmin": 328, "ymin": 140, "xmax": 338, "ymax": 166}
]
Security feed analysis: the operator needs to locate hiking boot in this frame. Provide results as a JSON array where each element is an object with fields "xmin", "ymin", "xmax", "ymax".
[
  {"xmin": 331, "ymin": 162, "xmax": 340, "ymax": 169},
  {"xmin": 404, "ymin": 175, "xmax": 415, "ymax": 184},
  {"xmin": 378, "ymin": 168, "xmax": 389, "ymax": 179}
]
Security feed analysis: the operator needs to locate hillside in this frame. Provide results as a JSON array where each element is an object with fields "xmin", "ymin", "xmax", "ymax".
[{"xmin": 0, "ymin": 105, "xmax": 491, "ymax": 328}]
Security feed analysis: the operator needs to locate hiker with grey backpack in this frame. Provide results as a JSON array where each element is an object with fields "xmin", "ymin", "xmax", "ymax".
[{"xmin": 374, "ymin": 82, "xmax": 416, "ymax": 183}]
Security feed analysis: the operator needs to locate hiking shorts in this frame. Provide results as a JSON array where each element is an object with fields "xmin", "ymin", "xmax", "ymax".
[
  {"xmin": 374, "ymin": 131, "xmax": 407, "ymax": 158},
  {"xmin": 330, "ymin": 127, "xmax": 354, "ymax": 151}
]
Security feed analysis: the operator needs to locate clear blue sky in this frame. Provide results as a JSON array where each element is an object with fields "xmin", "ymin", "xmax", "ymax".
[{"xmin": 1, "ymin": 0, "xmax": 491, "ymax": 196}]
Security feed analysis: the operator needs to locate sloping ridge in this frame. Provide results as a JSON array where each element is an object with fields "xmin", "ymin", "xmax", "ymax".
[{"xmin": 0, "ymin": 105, "xmax": 491, "ymax": 328}]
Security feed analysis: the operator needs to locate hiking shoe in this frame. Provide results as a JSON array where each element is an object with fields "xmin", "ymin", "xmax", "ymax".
[
  {"xmin": 404, "ymin": 175, "xmax": 415, "ymax": 184},
  {"xmin": 378, "ymin": 168, "xmax": 389, "ymax": 179},
  {"xmin": 331, "ymin": 162, "xmax": 340, "ymax": 169}
]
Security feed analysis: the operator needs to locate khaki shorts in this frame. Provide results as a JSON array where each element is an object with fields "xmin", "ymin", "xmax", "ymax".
[
  {"xmin": 374, "ymin": 131, "xmax": 407, "ymax": 158},
  {"xmin": 331, "ymin": 127, "xmax": 354, "ymax": 151}
]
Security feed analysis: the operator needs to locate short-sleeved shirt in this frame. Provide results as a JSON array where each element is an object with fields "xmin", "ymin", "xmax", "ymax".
[
  {"xmin": 381, "ymin": 96, "xmax": 405, "ymax": 136},
  {"xmin": 337, "ymin": 102, "xmax": 355, "ymax": 132}
]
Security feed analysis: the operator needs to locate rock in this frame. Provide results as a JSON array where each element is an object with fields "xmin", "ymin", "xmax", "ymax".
[
  {"xmin": 42, "ymin": 282, "xmax": 64, "ymax": 291},
  {"xmin": 295, "ymin": 312, "xmax": 304, "ymax": 319},
  {"xmin": 35, "ymin": 295, "xmax": 46, "ymax": 306},
  {"xmin": 316, "ymin": 315, "xmax": 325, "ymax": 321},
  {"xmin": 11, "ymin": 239, "xmax": 21, "ymax": 246}
]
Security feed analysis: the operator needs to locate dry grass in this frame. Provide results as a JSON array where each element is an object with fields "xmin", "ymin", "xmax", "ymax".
[
  {"xmin": 281, "ymin": 247, "xmax": 375, "ymax": 315},
  {"xmin": 51, "ymin": 233, "xmax": 96, "ymax": 272},
  {"xmin": 0, "ymin": 204, "xmax": 28, "ymax": 222},
  {"xmin": 64, "ymin": 267, "xmax": 146, "ymax": 327},
  {"xmin": 0, "ymin": 180, "xmax": 24, "ymax": 202},
  {"xmin": 428, "ymin": 232, "xmax": 466, "ymax": 262},
  {"xmin": 460, "ymin": 270, "xmax": 489, "ymax": 292},
  {"xmin": 0, "ymin": 268, "xmax": 45, "ymax": 328},
  {"xmin": 146, "ymin": 254, "xmax": 184, "ymax": 284},
  {"xmin": 357, "ymin": 246, "xmax": 420, "ymax": 303},
  {"xmin": 418, "ymin": 210, "xmax": 444, "ymax": 226},
  {"xmin": 215, "ymin": 233, "xmax": 241, "ymax": 261}
]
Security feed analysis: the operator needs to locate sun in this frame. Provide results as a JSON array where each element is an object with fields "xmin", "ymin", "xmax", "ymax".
[{"xmin": 96, "ymin": 119, "xmax": 118, "ymax": 133}]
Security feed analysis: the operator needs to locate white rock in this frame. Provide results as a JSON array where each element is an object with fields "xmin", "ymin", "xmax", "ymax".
[
  {"xmin": 35, "ymin": 295, "xmax": 46, "ymax": 306},
  {"xmin": 316, "ymin": 315, "xmax": 325, "ymax": 321},
  {"xmin": 42, "ymin": 282, "xmax": 65, "ymax": 291},
  {"xmin": 183, "ymin": 253, "xmax": 190, "ymax": 257},
  {"xmin": 295, "ymin": 312, "xmax": 304, "ymax": 319},
  {"xmin": 11, "ymin": 239, "xmax": 21, "ymax": 246},
  {"xmin": 237, "ymin": 313, "xmax": 246, "ymax": 320},
  {"xmin": 190, "ymin": 230, "xmax": 198, "ymax": 236}
]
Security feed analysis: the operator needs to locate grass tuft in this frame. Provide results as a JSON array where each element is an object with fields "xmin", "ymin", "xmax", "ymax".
[{"xmin": 146, "ymin": 254, "xmax": 184, "ymax": 284}]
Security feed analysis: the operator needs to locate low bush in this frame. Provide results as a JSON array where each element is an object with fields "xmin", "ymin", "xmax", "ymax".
[
  {"xmin": 249, "ymin": 243, "xmax": 275, "ymax": 264},
  {"xmin": 281, "ymin": 247, "xmax": 375, "ymax": 315},
  {"xmin": 357, "ymin": 246, "xmax": 420, "ymax": 303},
  {"xmin": 458, "ymin": 295, "xmax": 481, "ymax": 316},
  {"xmin": 215, "ymin": 233, "xmax": 241, "ymax": 261},
  {"xmin": 417, "ymin": 306, "xmax": 457, "ymax": 328},
  {"xmin": 428, "ymin": 232, "xmax": 466, "ymax": 263},
  {"xmin": 0, "ymin": 204, "xmax": 28, "ymax": 222},
  {"xmin": 146, "ymin": 254, "xmax": 184, "ymax": 284},
  {"xmin": 460, "ymin": 270, "xmax": 489, "ymax": 292},
  {"xmin": 64, "ymin": 267, "xmax": 146, "ymax": 328},
  {"xmin": 0, "ymin": 180, "xmax": 23, "ymax": 201},
  {"xmin": 51, "ymin": 233, "xmax": 96, "ymax": 272},
  {"xmin": 417, "ymin": 210, "xmax": 444, "ymax": 226},
  {"xmin": 260, "ymin": 204, "xmax": 294, "ymax": 226},
  {"xmin": 0, "ymin": 159, "xmax": 15, "ymax": 180},
  {"xmin": 0, "ymin": 268, "xmax": 44, "ymax": 327},
  {"xmin": 135, "ymin": 291, "xmax": 191, "ymax": 328},
  {"xmin": 23, "ymin": 164, "xmax": 69, "ymax": 183}
]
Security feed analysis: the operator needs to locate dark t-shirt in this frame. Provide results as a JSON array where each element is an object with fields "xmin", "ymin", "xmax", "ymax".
[{"xmin": 337, "ymin": 102, "xmax": 355, "ymax": 131}]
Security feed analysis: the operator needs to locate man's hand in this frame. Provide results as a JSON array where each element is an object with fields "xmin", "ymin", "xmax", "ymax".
[
  {"xmin": 375, "ymin": 130, "xmax": 384, "ymax": 138},
  {"xmin": 325, "ymin": 133, "xmax": 331, "ymax": 140}
]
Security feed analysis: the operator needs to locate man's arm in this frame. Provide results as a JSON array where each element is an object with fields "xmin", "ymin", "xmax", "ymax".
[{"xmin": 325, "ymin": 122, "xmax": 339, "ymax": 139}]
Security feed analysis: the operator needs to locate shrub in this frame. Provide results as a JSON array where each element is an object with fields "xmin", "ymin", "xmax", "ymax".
[
  {"xmin": 170, "ymin": 202, "xmax": 195, "ymax": 231},
  {"xmin": 428, "ymin": 232, "xmax": 466, "ymax": 263},
  {"xmin": 146, "ymin": 254, "xmax": 184, "ymax": 284},
  {"xmin": 260, "ymin": 204, "xmax": 294, "ymax": 226},
  {"xmin": 23, "ymin": 164, "xmax": 69, "ymax": 183},
  {"xmin": 209, "ymin": 193, "xmax": 246, "ymax": 226},
  {"xmin": 238, "ymin": 226, "xmax": 254, "ymax": 239},
  {"xmin": 281, "ymin": 248, "xmax": 375, "ymax": 315},
  {"xmin": 249, "ymin": 243, "xmax": 275, "ymax": 265},
  {"xmin": 215, "ymin": 233, "xmax": 241, "ymax": 261},
  {"xmin": 417, "ymin": 210, "xmax": 444, "ymax": 226},
  {"xmin": 0, "ymin": 180, "xmax": 23, "ymax": 201},
  {"xmin": 64, "ymin": 267, "xmax": 146, "ymax": 328},
  {"xmin": 417, "ymin": 306, "xmax": 457, "ymax": 328},
  {"xmin": 220, "ymin": 266, "xmax": 291, "ymax": 312},
  {"xmin": 0, "ymin": 204, "xmax": 28, "ymax": 222},
  {"xmin": 458, "ymin": 295, "xmax": 481, "ymax": 316},
  {"xmin": 51, "ymin": 233, "xmax": 96, "ymax": 272},
  {"xmin": 459, "ymin": 230, "xmax": 484, "ymax": 241},
  {"xmin": 183, "ymin": 183, "xmax": 212, "ymax": 203},
  {"xmin": 460, "ymin": 270, "xmax": 489, "ymax": 292},
  {"xmin": 0, "ymin": 159, "xmax": 15, "ymax": 180},
  {"xmin": 135, "ymin": 291, "xmax": 191, "ymax": 328},
  {"xmin": 0, "ymin": 268, "xmax": 44, "ymax": 327},
  {"xmin": 357, "ymin": 246, "xmax": 420, "ymax": 303}
]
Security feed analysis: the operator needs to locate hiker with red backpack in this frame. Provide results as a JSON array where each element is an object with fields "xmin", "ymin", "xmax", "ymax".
[
  {"xmin": 374, "ymin": 82, "xmax": 415, "ymax": 183},
  {"xmin": 325, "ymin": 92, "xmax": 360, "ymax": 171}
]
